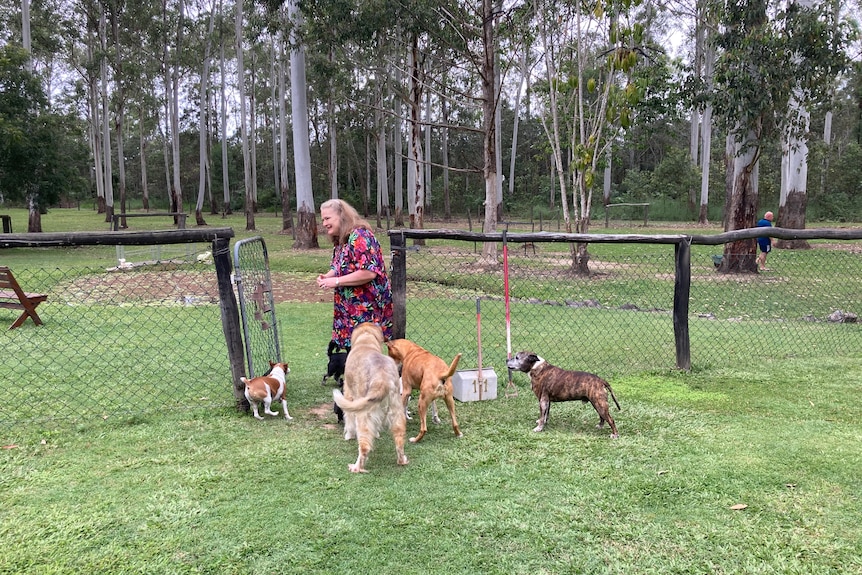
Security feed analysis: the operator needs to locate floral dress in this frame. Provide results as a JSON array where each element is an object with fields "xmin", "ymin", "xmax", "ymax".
[{"xmin": 330, "ymin": 227, "xmax": 393, "ymax": 349}]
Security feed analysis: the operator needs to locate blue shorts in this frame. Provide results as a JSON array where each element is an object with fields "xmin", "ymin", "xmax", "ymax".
[{"xmin": 758, "ymin": 239, "xmax": 771, "ymax": 253}]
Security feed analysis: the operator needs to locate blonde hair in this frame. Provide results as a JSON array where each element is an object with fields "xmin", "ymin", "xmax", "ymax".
[{"xmin": 320, "ymin": 199, "xmax": 372, "ymax": 245}]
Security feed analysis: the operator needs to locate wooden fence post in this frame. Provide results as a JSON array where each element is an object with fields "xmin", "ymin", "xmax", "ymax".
[
  {"xmin": 673, "ymin": 239, "xmax": 692, "ymax": 371},
  {"xmin": 213, "ymin": 237, "xmax": 249, "ymax": 409},
  {"xmin": 390, "ymin": 231, "xmax": 407, "ymax": 340}
]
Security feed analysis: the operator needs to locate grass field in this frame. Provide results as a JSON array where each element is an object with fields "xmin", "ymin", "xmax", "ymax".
[{"xmin": 1, "ymin": 207, "xmax": 861, "ymax": 574}]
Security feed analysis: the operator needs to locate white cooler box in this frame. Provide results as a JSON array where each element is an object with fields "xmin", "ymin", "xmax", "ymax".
[{"xmin": 452, "ymin": 369, "xmax": 498, "ymax": 402}]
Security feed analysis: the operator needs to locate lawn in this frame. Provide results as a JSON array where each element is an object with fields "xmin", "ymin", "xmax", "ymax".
[{"xmin": 1, "ymin": 207, "xmax": 861, "ymax": 574}]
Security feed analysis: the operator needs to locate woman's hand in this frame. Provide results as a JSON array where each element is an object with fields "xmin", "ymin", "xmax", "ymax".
[{"xmin": 316, "ymin": 274, "xmax": 336, "ymax": 289}]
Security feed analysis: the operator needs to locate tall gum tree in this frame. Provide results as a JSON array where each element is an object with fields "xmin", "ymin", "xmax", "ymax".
[
  {"xmin": 713, "ymin": 0, "xmax": 850, "ymax": 272},
  {"xmin": 534, "ymin": 0, "xmax": 653, "ymax": 274}
]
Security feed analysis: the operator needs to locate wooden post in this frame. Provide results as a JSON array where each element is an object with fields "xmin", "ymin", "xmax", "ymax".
[
  {"xmin": 213, "ymin": 236, "xmax": 249, "ymax": 409},
  {"xmin": 673, "ymin": 239, "xmax": 691, "ymax": 371},
  {"xmin": 390, "ymin": 230, "xmax": 407, "ymax": 340}
]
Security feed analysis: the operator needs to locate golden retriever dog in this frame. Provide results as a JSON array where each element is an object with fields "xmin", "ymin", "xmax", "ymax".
[
  {"xmin": 333, "ymin": 323, "xmax": 408, "ymax": 473},
  {"xmin": 386, "ymin": 339, "xmax": 462, "ymax": 443}
]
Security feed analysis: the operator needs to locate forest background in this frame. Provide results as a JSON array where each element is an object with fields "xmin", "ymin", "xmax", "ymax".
[{"xmin": 1, "ymin": 0, "xmax": 861, "ymax": 250}]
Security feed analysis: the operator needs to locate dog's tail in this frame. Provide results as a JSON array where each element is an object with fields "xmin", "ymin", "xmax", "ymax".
[
  {"xmin": 333, "ymin": 387, "xmax": 388, "ymax": 412},
  {"xmin": 606, "ymin": 382, "xmax": 621, "ymax": 410},
  {"xmin": 443, "ymin": 353, "xmax": 462, "ymax": 379},
  {"xmin": 240, "ymin": 377, "xmax": 249, "ymax": 386}
]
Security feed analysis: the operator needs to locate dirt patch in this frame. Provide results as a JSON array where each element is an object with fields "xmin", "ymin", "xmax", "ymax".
[
  {"xmin": 269, "ymin": 273, "xmax": 331, "ymax": 304},
  {"xmin": 55, "ymin": 270, "xmax": 330, "ymax": 305},
  {"xmin": 309, "ymin": 402, "xmax": 340, "ymax": 430}
]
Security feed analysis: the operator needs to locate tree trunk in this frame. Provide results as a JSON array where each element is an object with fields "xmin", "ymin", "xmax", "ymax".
[
  {"xmin": 719, "ymin": 128, "xmax": 760, "ymax": 273},
  {"xmin": 375, "ymin": 59, "xmax": 389, "ymax": 228},
  {"xmin": 169, "ymin": 0, "xmax": 185, "ymax": 220},
  {"xmin": 277, "ymin": 12, "xmax": 293, "ymax": 234},
  {"xmin": 407, "ymin": 35, "xmax": 424, "ymax": 237},
  {"xmin": 480, "ymin": 0, "xmax": 498, "ymax": 264},
  {"xmin": 289, "ymin": 0, "xmax": 318, "ymax": 249},
  {"xmin": 236, "ymin": 0, "xmax": 254, "ymax": 230},
  {"xmin": 196, "ymin": 2, "xmax": 217, "ymax": 227},
  {"xmin": 140, "ymin": 105, "xmax": 149, "ymax": 211},
  {"xmin": 101, "ymin": 8, "xmax": 114, "ymax": 224},
  {"xmin": 27, "ymin": 193, "xmax": 42, "ymax": 232},
  {"xmin": 775, "ymin": 0, "xmax": 813, "ymax": 250},
  {"xmin": 219, "ymin": 0, "xmax": 231, "ymax": 215}
]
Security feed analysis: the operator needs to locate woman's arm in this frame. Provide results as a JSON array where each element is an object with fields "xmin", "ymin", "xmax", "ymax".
[{"xmin": 316, "ymin": 269, "xmax": 376, "ymax": 289}]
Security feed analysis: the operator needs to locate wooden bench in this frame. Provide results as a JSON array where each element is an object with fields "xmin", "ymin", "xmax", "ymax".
[{"xmin": 0, "ymin": 266, "xmax": 48, "ymax": 329}]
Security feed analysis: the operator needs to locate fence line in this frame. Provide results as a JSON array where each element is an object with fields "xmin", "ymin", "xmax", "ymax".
[
  {"xmin": 2, "ymin": 226, "xmax": 859, "ymax": 427},
  {"xmin": 389, "ymin": 227, "xmax": 861, "ymax": 375}
]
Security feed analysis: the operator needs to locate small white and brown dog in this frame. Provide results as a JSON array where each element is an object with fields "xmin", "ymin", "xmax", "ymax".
[{"xmin": 241, "ymin": 361, "xmax": 293, "ymax": 421}]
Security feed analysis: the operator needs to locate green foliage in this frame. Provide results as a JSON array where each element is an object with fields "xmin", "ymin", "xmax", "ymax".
[
  {"xmin": 713, "ymin": 0, "xmax": 853, "ymax": 142},
  {"xmin": 617, "ymin": 147, "xmax": 699, "ymax": 202},
  {"xmin": 0, "ymin": 45, "xmax": 89, "ymax": 209}
]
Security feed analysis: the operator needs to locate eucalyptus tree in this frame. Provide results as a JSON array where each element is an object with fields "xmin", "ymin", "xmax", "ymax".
[
  {"xmin": 99, "ymin": 4, "xmax": 114, "ymax": 222},
  {"xmin": 533, "ymin": 0, "xmax": 655, "ymax": 273},
  {"xmin": 164, "ymin": 0, "xmax": 186, "ymax": 217},
  {"xmin": 287, "ymin": 0, "xmax": 317, "ymax": 247},
  {"xmin": 236, "ymin": 0, "xmax": 256, "ymax": 230},
  {"xmin": 105, "ymin": 0, "xmax": 153, "ymax": 226},
  {"xmin": 193, "ymin": 0, "xmax": 219, "ymax": 226},
  {"xmin": 712, "ymin": 0, "xmax": 850, "ymax": 272},
  {"xmin": 775, "ymin": 0, "xmax": 853, "ymax": 248}
]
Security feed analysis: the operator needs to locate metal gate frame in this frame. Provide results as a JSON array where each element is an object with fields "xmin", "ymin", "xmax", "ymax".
[{"xmin": 233, "ymin": 236, "xmax": 281, "ymax": 378}]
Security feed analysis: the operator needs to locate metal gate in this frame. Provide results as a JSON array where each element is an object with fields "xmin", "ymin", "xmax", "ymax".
[{"xmin": 233, "ymin": 236, "xmax": 281, "ymax": 378}]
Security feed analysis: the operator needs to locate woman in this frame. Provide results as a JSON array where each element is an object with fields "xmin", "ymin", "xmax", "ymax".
[{"xmin": 316, "ymin": 199, "xmax": 393, "ymax": 349}]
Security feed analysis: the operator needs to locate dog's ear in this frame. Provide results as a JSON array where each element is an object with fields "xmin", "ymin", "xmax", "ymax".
[{"xmin": 528, "ymin": 353, "xmax": 539, "ymax": 363}]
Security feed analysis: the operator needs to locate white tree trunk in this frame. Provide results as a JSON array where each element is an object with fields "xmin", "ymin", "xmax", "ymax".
[
  {"xmin": 508, "ymin": 50, "xmax": 528, "ymax": 198},
  {"xmin": 100, "ymin": 8, "xmax": 113, "ymax": 218},
  {"xmin": 777, "ymin": 0, "xmax": 813, "ymax": 246},
  {"xmin": 236, "ymin": 0, "xmax": 253, "ymax": 229},
  {"xmin": 219, "ymin": 0, "xmax": 230, "ymax": 213},
  {"xmin": 329, "ymin": 99, "xmax": 338, "ymax": 199},
  {"xmin": 288, "ymin": 0, "xmax": 317, "ymax": 247},
  {"xmin": 407, "ymin": 37, "xmax": 424, "ymax": 230},
  {"xmin": 196, "ymin": 2, "xmax": 217, "ymax": 221},
  {"xmin": 278, "ymin": 15, "xmax": 290, "ymax": 228},
  {"xmin": 170, "ymin": 0, "xmax": 185, "ymax": 215}
]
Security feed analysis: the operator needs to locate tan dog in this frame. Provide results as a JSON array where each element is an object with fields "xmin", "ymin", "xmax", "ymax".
[
  {"xmin": 333, "ymin": 323, "xmax": 408, "ymax": 473},
  {"xmin": 241, "ymin": 361, "xmax": 292, "ymax": 421},
  {"xmin": 386, "ymin": 339, "xmax": 462, "ymax": 443}
]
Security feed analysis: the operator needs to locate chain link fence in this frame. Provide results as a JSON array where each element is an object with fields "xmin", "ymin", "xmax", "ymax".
[
  {"xmin": 390, "ymin": 230, "xmax": 861, "ymax": 379},
  {"xmin": 233, "ymin": 237, "xmax": 282, "ymax": 378},
  {"xmin": 0, "ymin": 259, "xmax": 231, "ymax": 427},
  {"xmin": 2, "ymin": 227, "xmax": 859, "ymax": 428}
]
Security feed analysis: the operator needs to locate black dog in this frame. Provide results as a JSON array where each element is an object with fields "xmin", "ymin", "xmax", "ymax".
[{"xmin": 322, "ymin": 340, "xmax": 349, "ymax": 423}]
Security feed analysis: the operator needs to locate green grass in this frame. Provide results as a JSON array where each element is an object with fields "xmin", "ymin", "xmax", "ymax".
[
  {"xmin": 2, "ymin": 352, "xmax": 860, "ymax": 574},
  {"xmin": 1, "ymin": 208, "xmax": 861, "ymax": 573}
]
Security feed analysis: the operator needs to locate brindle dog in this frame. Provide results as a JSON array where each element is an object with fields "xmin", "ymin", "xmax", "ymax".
[{"xmin": 506, "ymin": 351, "xmax": 620, "ymax": 438}]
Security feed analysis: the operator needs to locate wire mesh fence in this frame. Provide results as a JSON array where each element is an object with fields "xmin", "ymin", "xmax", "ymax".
[
  {"xmin": 2, "ymin": 228, "xmax": 859, "ymax": 429},
  {"xmin": 233, "ymin": 237, "xmax": 281, "ymax": 378},
  {"xmin": 0, "ymin": 258, "xmax": 231, "ymax": 427},
  {"xmin": 391, "ymin": 233, "xmax": 861, "ymax": 379}
]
